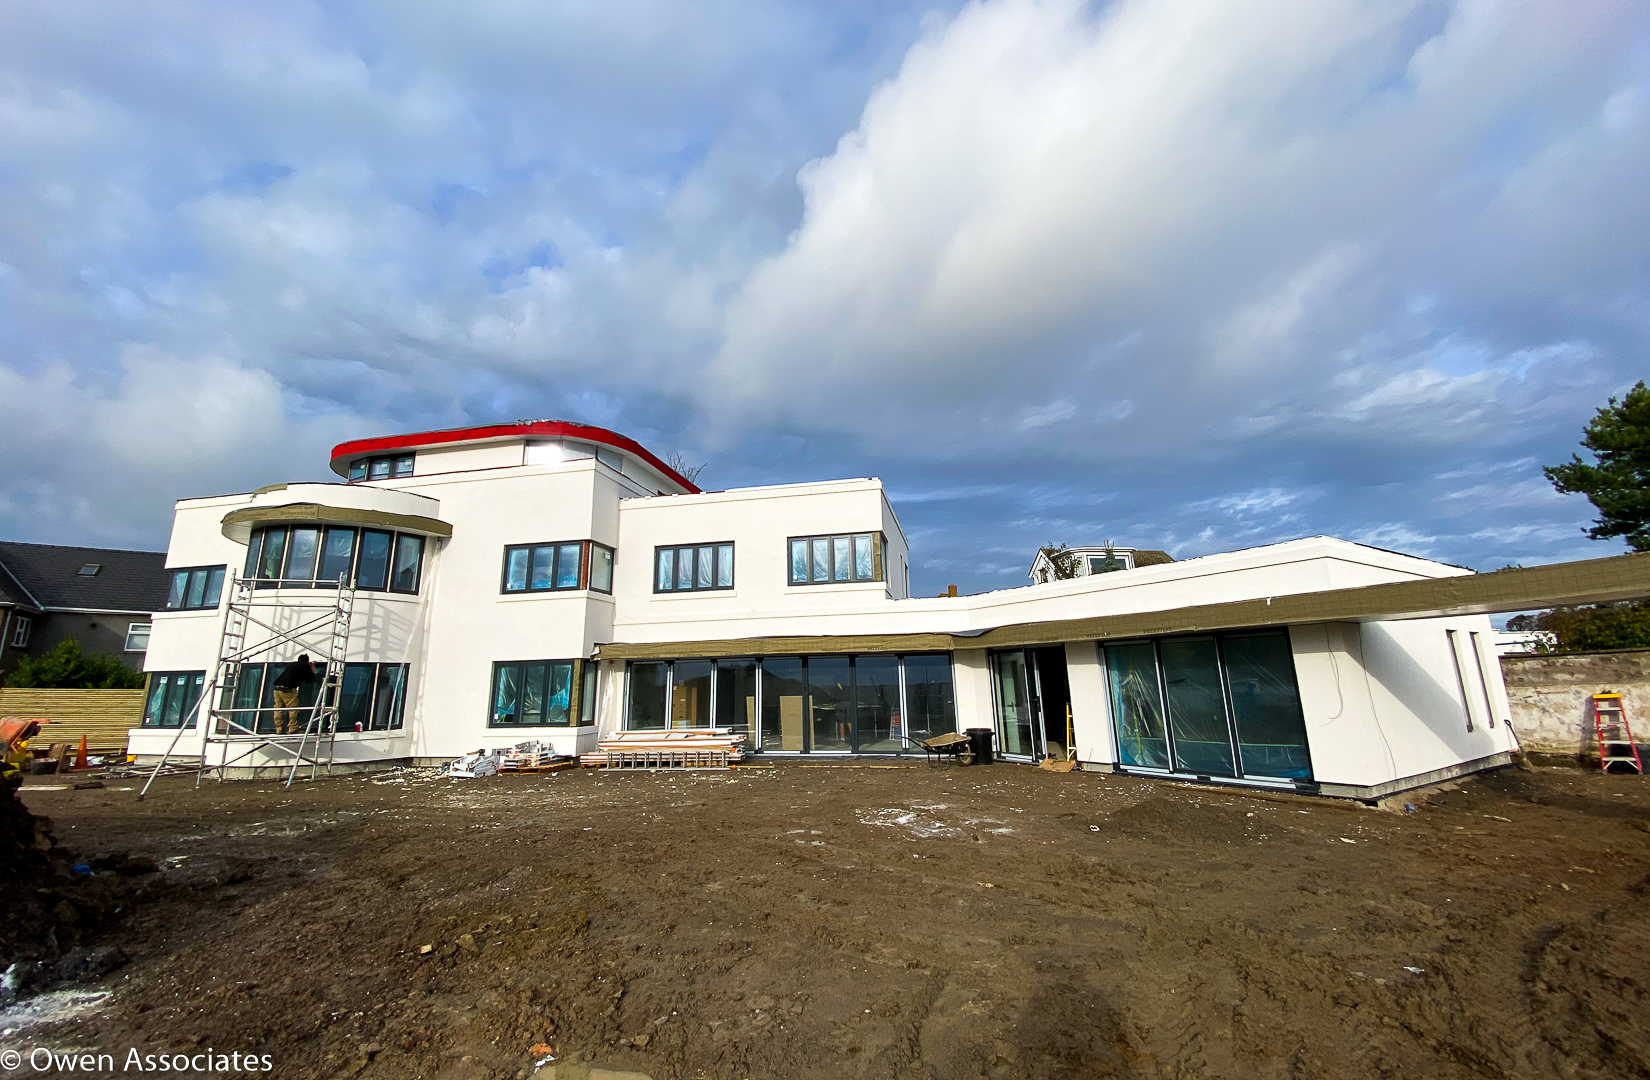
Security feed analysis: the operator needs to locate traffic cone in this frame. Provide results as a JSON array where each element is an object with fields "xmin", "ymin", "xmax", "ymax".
[{"xmin": 75, "ymin": 735, "xmax": 89, "ymax": 770}]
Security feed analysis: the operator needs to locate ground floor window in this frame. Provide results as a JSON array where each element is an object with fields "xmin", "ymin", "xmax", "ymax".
[
  {"xmin": 143, "ymin": 671, "xmax": 205, "ymax": 728},
  {"xmin": 1103, "ymin": 630, "xmax": 1311, "ymax": 781},
  {"xmin": 222, "ymin": 661, "xmax": 409, "ymax": 735},
  {"xmin": 490, "ymin": 659, "xmax": 594, "ymax": 727},
  {"xmin": 625, "ymin": 653, "xmax": 955, "ymax": 753}
]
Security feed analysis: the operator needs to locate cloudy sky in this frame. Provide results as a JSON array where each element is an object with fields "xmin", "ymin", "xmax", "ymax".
[{"xmin": 1, "ymin": 0, "xmax": 1646, "ymax": 597}]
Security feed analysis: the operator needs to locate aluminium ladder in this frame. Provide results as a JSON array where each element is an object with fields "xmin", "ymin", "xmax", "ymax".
[{"xmin": 1593, "ymin": 693, "xmax": 1642, "ymax": 775}]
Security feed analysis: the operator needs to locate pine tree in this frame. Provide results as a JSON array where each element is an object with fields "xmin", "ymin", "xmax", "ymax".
[{"xmin": 1544, "ymin": 381, "xmax": 1650, "ymax": 551}]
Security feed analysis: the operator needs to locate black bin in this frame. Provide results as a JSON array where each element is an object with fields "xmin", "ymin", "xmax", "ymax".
[{"xmin": 965, "ymin": 727, "xmax": 995, "ymax": 766}]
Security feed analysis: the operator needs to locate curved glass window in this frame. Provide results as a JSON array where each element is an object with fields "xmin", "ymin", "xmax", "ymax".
[{"xmin": 245, "ymin": 526, "xmax": 424, "ymax": 594}]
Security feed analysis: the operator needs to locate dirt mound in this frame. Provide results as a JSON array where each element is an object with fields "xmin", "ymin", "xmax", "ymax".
[
  {"xmin": 1102, "ymin": 794, "xmax": 1255, "ymax": 844},
  {"xmin": 0, "ymin": 777, "xmax": 128, "ymax": 1000}
]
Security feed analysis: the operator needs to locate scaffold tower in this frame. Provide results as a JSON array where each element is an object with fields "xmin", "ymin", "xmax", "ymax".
[{"xmin": 138, "ymin": 571, "xmax": 355, "ymax": 799}]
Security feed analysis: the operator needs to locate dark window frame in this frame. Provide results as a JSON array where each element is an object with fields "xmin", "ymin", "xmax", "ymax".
[
  {"xmin": 164, "ymin": 565, "xmax": 227, "ymax": 611},
  {"xmin": 653, "ymin": 542, "xmax": 735, "ymax": 593},
  {"xmin": 223, "ymin": 660, "xmax": 409, "ymax": 734},
  {"xmin": 1096, "ymin": 627, "xmax": 1313, "ymax": 784},
  {"xmin": 488, "ymin": 658, "xmax": 585, "ymax": 728},
  {"xmin": 348, "ymin": 453, "xmax": 415, "ymax": 482},
  {"xmin": 787, "ymin": 533, "xmax": 883, "ymax": 586},
  {"xmin": 500, "ymin": 540, "xmax": 612, "ymax": 595},
  {"xmin": 622, "ymin": 652, "xmax": 956, "ymax": 753},
  {"xmin": 245, "ymin": 526, "xmax": 425, "ymax": 595},
  {"xmin": 143, "ymin": 670, "xmax": 206, "ymax": 729}
]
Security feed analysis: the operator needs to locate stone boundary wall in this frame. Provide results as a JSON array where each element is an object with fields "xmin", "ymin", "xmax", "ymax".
[{"xmin": 1500, "ymin": 649, "xmax": 1650, "ymax": 762}]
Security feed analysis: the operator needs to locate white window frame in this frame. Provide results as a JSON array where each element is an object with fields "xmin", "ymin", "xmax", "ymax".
[
  {"xmin": 125, "ymin": 622, "xmax": 152, "ymax": 652},
  {"xmin": 10, "ymin": 615, "xmax": 32, "ymax": 648}
]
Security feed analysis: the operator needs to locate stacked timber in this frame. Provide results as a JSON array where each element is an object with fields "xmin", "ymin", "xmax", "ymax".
[
  {"xmin": 497, "ymin": 741, "xmax": 574, "ymax": 773},
  {"xmin": 580, "ymin": 729, "xmax": 746, "ymax": 770}
]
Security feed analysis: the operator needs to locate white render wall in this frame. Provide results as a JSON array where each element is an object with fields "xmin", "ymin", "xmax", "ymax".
[{"xmin": 132, "ymin": 437, "xmax": 1519, "ymax": 793}]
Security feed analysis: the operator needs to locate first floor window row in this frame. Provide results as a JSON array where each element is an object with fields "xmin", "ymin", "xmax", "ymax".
[{"xmin": 244, "ymin": 525, "xmax": 425, "ymax": 594}]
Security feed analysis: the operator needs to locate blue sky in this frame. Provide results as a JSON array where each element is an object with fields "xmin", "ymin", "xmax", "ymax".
[{"xmin": 1, "ymin": 0, "xmax": 1647, "ymax": 598}]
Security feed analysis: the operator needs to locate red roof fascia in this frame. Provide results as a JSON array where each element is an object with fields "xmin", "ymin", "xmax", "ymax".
[{"xmin": 329, "ymin": 421, "xmax": 700, "ymax": 493}]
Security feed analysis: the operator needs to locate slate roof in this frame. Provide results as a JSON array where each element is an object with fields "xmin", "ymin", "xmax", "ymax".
[{"xmin": 0, "ymin": 541, "xmax": 170, "ymax": 613}]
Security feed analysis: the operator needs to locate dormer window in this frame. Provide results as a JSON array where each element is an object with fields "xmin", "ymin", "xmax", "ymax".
[{"xmin": 349, "ymin": 454, "xmax": 414, "ymax": 481}]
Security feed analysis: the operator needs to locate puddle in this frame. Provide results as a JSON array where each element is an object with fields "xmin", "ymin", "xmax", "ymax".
[{"xmin": 0, "ymin": 988, "xmax": 111, "ymax": 1037}]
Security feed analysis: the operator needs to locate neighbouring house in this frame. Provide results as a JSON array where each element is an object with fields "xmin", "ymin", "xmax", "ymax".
[
  {"xmin": 0, "ymin": 541, "xmax": 171, "ymax": 682},
  {"xmin": 129, "ymin": 420, "xmax": 1650, "ymax": 798},
  {"xmin": 1029, "ymin": 545, "xmax": 1174, "ymax": 583}
]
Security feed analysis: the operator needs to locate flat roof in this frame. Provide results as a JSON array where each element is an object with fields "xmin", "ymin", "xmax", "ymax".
[
  {"xmin": 329, "ymin": 420, "xmax": 700, "ymax": 493},
  {"xmin": 596, "ymin": 550, "xmax": 1650, "ymax": 658}
]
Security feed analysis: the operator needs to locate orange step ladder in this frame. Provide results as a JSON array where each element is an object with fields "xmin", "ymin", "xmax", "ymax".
[{"xmin": 1592, "ymin": 693, "xmax": 1642, "ymax": 775}]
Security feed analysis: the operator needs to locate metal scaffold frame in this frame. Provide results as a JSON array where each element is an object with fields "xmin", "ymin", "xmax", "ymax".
[{"xmin": 138, "ymin": 571, "xmax": 356, "ymax": 799}]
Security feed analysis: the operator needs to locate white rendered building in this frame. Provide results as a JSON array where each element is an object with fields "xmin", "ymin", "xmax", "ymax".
[{"xmin": 131, "ymin": 419, "xmax": 1574, "ymax": 799}]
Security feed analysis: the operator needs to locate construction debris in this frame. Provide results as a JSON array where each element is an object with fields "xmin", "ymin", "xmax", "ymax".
[
  {"xmin": 580, "ymin": 729, "xmax": 746, "ymax": 770},
  {"xmin": 447, "ymin": 750, "xmax": 500, "ymax": 779}
]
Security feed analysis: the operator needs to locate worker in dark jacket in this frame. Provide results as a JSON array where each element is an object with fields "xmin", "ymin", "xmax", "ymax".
[{"xmin": 272, "ymin": 655, "xmax": 317, "ymax": 735}]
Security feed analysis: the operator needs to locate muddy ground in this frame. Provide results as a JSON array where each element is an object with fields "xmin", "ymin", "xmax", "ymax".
[{"xmin": 5, "ymin": 761, "xmax": 1650, "ymax": 1080}]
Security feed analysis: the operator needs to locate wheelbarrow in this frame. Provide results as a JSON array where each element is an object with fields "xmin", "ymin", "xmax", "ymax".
[{"xmin": 918, "ymin": 731, "xmax": 975, "ymax": 767}]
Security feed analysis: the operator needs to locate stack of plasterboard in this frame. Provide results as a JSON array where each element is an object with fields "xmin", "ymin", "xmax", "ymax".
[{"xmin": 579, "ymin": 729, "xmax": 747, "ymax": 770}]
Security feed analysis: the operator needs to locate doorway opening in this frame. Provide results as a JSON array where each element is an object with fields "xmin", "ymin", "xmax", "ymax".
[{"xmin": 989, "ymin": 646, "xmax": 1072, "ymax": 761}]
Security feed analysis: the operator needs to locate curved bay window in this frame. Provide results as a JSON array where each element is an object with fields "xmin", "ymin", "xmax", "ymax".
[
  {"xmin": 244, "ymin": 526, "xmax": 425, "ymax": 594},
  {"xmin": 220, "ymin": 661, "xmax": 408, "ymax": 735}
]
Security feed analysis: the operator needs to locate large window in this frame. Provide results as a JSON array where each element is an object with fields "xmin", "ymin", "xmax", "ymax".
[
  {"xmin": 655, "ymin": 543, "xmax": 734, "ymax": 592},
  {"xmin": 221, "ymin": 661, "xmax": 409, "ymax": 735},
  {"xmin": 501, "ymin": 541, "xmax": 614, "ymax": 594},
  {"xmin": 788, "ymin": 533, "xmax": 882, "ymax": 585},
  {"xmin": 245, "ymin": 526, "xmax": 424, "ymax": 595},
  {"xmin": 348, "ymin": 454, "xmax": 414, "ymax": 481},
  {"xmin": 489, "ymin": 659, "xmax": 590, "ymax": 727},
  {"xmin": 1103, "ymin": 630, "xmax": 1311, "ymax": 781},
  {"xmin": 143, "ymin": 671, "xmax": 205, "ymax": 728},
  {"xmin": 625, "ymin": 653, "xmax": 955, "ymax": 754},
  {"xmin": 164, "ymin": 566, "xmax": 226, "ymax": 611}
]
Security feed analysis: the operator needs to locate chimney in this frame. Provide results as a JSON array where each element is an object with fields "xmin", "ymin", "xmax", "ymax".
[{"xmin": 947, "ymin": 584, "xmax": 958, "ymax": 598}]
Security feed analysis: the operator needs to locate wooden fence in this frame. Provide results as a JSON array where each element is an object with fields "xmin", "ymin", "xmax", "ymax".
[{"xmin": 0, "ymin": 687, "xmax": 145, "ymax": 756}]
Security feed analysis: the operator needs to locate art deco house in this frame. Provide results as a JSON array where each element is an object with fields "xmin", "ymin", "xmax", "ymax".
[{"xmin": 130, "ymin": 420, "xmax": 1646, "ymax": 799}]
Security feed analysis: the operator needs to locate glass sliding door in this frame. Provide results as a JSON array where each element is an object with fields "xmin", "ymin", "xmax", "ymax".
[
  {"xmin": 992, "ymin": 651, "xmax": 1038, "ymax": 758},
  {"xmin": 1105, "ymin": 643, "xmax": 1170, "ymax": 769},
  {"xmin": 1221, "ymin": 633, "xmax": 1312, "ymax": 779},
  {"xmin": 715, "ymin": 659, "xmax": 758, "ymax": 738},
  {"xmin": 628, "ymin": 661, "xmax": 669, "ymax": 730},
  {"xmin": 854, "ymin": 656, "xmax": 901, "ymax": 752},
  {"xmin": 1159, "ymin": 637, "xmax": 1236, "ymax": 777},
  {"xmin": 808, "ymin": 657, "xmax": 852, "ymax": 751},
  {"xmin": 903, "ymin": 654, "xmax": 955, "ymax": 744},
  {"xmin": 671, "ymin": 660, "xmax": 712, "ymax": 728},
  {"xmin": 1104, "ymin": 632, "xmax": 1312, "ymax": 782},
  {"xmin": 760, "ymin": 658, "xmax": 805, "ymax": 751}
]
